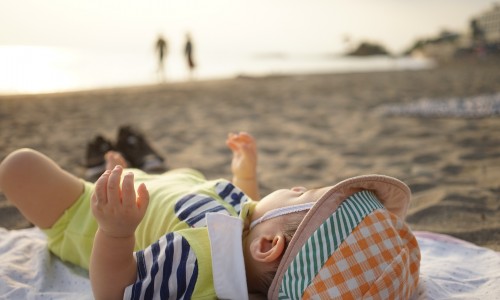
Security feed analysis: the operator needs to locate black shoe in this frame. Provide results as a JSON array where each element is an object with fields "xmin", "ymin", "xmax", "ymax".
[
  {"xmin": 115, "ymin": 125, "xmax": 167, "ymax": 173},
  {"xmin": 84, "ymin": 135, "xmax": 114, "ymax": 181}
]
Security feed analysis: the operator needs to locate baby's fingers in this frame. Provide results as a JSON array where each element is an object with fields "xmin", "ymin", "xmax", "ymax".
[
  {"xmin": 230, "ymin": 132, "xmax": 255, "ymax": 146},
  {"xmin": 137, "ymin": 183, "xmax": 150, "ymax": 213},
  {"xmin": 121, "ymin": 172, "xmax": 136, "ymax": 208},
  {"xmin": 236, "ymin": 132, "xmax": 253, "ymax": 141},
  {"xmin": 226, "ymin": 133, "xmax": 239, "ymax": 151},
  {"xmin": 93, "ymin": 170, "xmax": 111, "ymax": 206},
  {"xmin": 226, "ymin": 132, "xmax": 235, "ymax": 142},
  {"xmin": 107, "ymin": 166, "xmax": 123, "ymax": 207},
  {"xmin": 239, "ymin": 132, "xmax": 256, "ymax": 148}
]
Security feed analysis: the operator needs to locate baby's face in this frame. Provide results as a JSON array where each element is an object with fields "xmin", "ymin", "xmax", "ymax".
[{"xmin": 250, "ymin": 186, "xmax": 332, "ymax": 227}]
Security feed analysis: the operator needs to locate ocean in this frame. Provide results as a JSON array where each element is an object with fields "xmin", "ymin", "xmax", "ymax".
[{"xmin": 0, "ymin": 45, "xmax": 434, "ymax": 95}]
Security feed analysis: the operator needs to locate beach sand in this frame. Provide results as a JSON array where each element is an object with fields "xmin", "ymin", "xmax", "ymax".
[{"xmin": 1, "ymin": 57, "xmax": 499, "ymax": 251}]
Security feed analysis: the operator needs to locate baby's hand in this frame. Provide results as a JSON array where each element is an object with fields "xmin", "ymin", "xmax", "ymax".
[
  {"xmin": 226, "ymin": 132, "xmax": 257, "ymax": 180},
  {"xmin": 91, "ymin": 166, "xmax": 149, "ymax": 238}
]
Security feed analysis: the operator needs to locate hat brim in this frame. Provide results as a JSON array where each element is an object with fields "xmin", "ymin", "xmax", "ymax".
[{"xmin": 268, "ymin": 174, "xmax": 411, "ymax": 299}]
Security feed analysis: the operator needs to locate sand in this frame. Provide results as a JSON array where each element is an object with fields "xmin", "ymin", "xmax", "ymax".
[{"xmin": 1, "ymin": 57, "xmax": 499, "ymax": 251}]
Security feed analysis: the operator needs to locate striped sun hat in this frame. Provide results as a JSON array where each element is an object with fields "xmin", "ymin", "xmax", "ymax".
[{"xmin": 268, "ymin": 175, "xmax": 421, "ymax": 299}]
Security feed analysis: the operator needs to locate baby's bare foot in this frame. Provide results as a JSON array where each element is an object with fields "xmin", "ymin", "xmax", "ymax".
[{"xmin": 105, "ymin": 151, "xmax": 128, "ymax": 170}]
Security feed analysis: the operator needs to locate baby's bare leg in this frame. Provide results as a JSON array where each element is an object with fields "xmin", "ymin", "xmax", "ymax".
[{"xmin": 0, "ymin": 148, "xmax": 83, "ymax": 229}]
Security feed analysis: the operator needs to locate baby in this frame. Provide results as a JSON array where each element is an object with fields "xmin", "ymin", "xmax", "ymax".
[{"xmin": 0, "ymin": 131, "xmax": 420, "ymax": 299}]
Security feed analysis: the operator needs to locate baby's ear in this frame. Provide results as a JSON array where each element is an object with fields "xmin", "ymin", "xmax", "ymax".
[{"xmin": 250, "ymin": 234, "xmax": 285, "ymax": 263}]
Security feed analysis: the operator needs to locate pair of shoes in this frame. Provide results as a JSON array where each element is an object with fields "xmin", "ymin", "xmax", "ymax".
[
  {"xmin": 84, "ymin": 135, "xmax": 114, "ymax": 181},
  {"xmin": 115, "ymin": 125, "xmax": 167, "ymax": 173}
]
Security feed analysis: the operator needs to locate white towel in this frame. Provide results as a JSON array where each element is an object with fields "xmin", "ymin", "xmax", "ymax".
[
  {"xmin": 0, "ymin": 227, "xmax": 91, "ymax": 299},
  {"xmin": 412, "ymin": 231, "xmax": 500, "ymax": 300},
  {"xmin": 1, "ymin": 228, "xmax": 499, "ymax": 299}
]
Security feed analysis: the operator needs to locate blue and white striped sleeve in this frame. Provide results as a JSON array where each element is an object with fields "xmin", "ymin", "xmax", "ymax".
[{"xmin": 123, "ymin": 232, "xmax": 199, "ymax": 300}]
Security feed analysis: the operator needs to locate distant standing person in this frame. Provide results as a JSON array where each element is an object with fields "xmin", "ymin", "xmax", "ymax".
[
  {"xmin": 184, "ymin": 33, "xmax": 195, "ymax": 79},
  {"xmin": 155, "ymin": 34, "xmax": 168, "ymax": 82}
]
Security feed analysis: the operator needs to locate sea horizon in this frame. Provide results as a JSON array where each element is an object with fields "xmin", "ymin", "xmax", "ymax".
[{"xmin": 0, "ymin": 45, "xmax": 435, "ymax": 96}]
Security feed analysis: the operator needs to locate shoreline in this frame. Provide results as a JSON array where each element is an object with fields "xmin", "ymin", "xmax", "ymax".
[
  {"xmin": 1, "ymin": 58, "xmax": 500, "ymax": 250},
  {"xmin": 0, "ymin": 55, "xmax": 436, "ymax": 98}
]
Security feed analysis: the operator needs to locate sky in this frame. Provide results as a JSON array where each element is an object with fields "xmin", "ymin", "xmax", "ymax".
[
  {"xmin": 1, "ymin": 0, "xmax": 498, "ymax": 94},
  {"xmin": 1, "ymin": 0, "xmax": 498, "ymax": 56}
]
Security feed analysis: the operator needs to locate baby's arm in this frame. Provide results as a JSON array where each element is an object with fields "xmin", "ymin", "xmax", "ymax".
[
  {"xmin": 90, "ymin": 166, "xmax": 149, "ymax": 300},
  {"xmin": 226, "ymin": 132, "xmax": 260, "ymax": 200}
]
